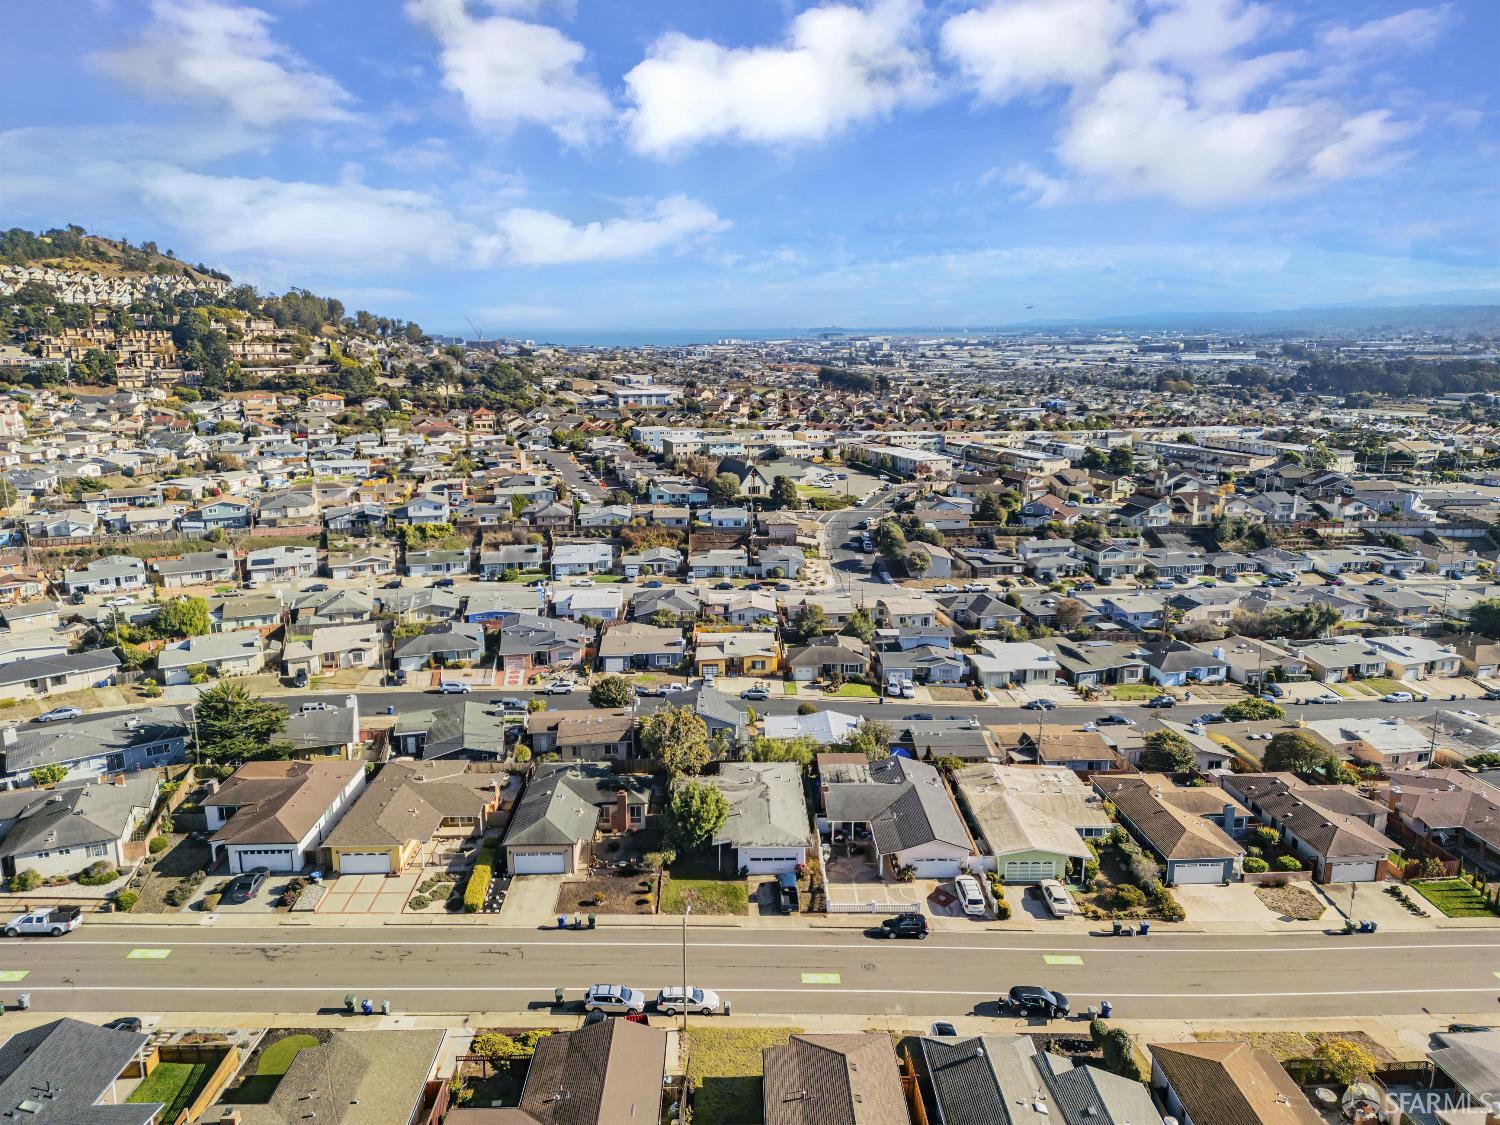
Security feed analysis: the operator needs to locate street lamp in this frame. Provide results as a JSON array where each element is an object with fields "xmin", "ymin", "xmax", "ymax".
[{"xmin": 680, "ymin": 904, "xmax": 692, "ymax": 1032}]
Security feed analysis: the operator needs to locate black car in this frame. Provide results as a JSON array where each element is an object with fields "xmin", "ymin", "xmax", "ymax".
[
  {"xmin": 1004, "ymin": 985, "xmax": 1070, "ymax": 1018},
  {"xmin": 1485, "ymin": 689, "xmax": 1500, "ymax": 702},
  {"xmin": 903, "ymin": 712, "xmax": 935, "ymax": 721},
  {"xmin": 1097, "ymin": 714, "xmax": 1133, "ymax": 726},
  {"xmin": 383, "ymin": 579, "xmax": 403, "ymax": 589},
  {"xmin": 291, "ymin": 669, "xmax": 309, "ymax": 689},
  {"xmin": 221, "ymin": 867, "xmax": 270, "ymax": 905},
  {"xmin": 775, "ymin": 583, "xmax": 792, "ymax": 592},
  {"xmin": 878, "ymin": 913, "xmax": 929, "ymax": 939},
  {"xmin": 1143, "ymin": 695, "xmax": 1175, "ymax": 708},
  {"xmin": 1022, "ymin": 699, "xmax": 1056, "ymax": 711},
  {"xmin": 434, "ymin": 577, "xmax": 457, "ymax": 588},
  {"xmin": 384, "ymin": 669, "xmax": 408, "ymax": 687},
  {"xmin": 104, "ymin": 1017, "xmax": 143, "ymax": 1033},
  {"xmin": 714, "ymin": 582, "xmax": 735, "ymax": 590}
]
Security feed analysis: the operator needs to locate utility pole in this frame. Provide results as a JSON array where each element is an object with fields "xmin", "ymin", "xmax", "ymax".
[{"xmin": 680, "ymin": 904, "xmax": 692, "ymax": 1032}]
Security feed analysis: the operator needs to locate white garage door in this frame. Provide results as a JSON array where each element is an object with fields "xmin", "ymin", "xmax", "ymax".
[
  {"xmin": 337, "ymin": 852, "xmax": 392, "ymax": 875},
  {"xmin": 511, "ymin": 850, "xmax": 567, "ymax": 875},
  {"xmin": 744, "ymin": 853, "xmax": 800, "ymax": 875},
  {"xmin": 1171, "ymin": 861, "xmax": 1225, "ymax": 885},
  {"xmin": 1002, "ymin": 859, "xmax": 1057, "ymax": 883},
  {"xmin": 1327, "ymin": 860, "xmax": 1378, "ymax": 882},
  {"xmin": 231, "ymin": 847, "xmax": 298, "ymax": 874},
  {"xmin": 906, "ymin": 857, "xmax": 963, "ymax": 878}
]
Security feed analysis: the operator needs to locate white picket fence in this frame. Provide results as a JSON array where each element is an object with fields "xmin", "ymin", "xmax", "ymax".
[{"xmin": 826, "ymin": 900, "xmax": 921, "ymax": 914}]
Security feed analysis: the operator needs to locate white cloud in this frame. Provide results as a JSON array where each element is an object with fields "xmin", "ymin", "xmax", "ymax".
[
  {"xmin": 997, "ymin": 162, "xmax": 1070, "ymax": 206},
  {"xmin": 134, "ymin": 168, "xmax": 726, "ymax": 270},
  {"xmin": 492, "ymin": 196, "xmax": 730, "ymax": 265},
  {"xmin": 1309, "ymin": 110, "xmax": 1416, "ymax": 180},
  {"xmin": 93, "ymin": 0, "xmax": 352, "ymax": 127},
  {"xmin": 624, "ymin": 0, "xmax": 933, "ymax": 156},
  {"xmin": 1122, "ymin": 0, "xmax": 1273, "ymax": 70},
  {"xmin": 406, "ymin": 0, "xmax": 611, "ymax": 144},
  {"xmin": 941, "ymin": 0, "xmax": 1132, "ymax": 101},
  {"xmin": 1321, "ymin": 6, "xmax": 1452, "ymax": 54}
]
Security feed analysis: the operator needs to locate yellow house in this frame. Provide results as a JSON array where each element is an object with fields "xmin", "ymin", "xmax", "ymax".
[{"xmin": 694, "ymin": 629, "xmax": 782, "ymax": 679}]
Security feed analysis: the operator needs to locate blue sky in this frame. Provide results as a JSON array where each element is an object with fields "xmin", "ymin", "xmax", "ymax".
[{"xmin": 4, "ymin": 0, "xmax": 1498, "ymax": 337}]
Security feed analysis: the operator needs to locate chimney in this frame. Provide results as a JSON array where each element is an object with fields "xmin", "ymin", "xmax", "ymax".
[
  {"xmin": 1222, "ymin": 804, "xmax": 1237, "ymax": 828},
  {"xmin": 614, "ymin": 788, "xmax": 629, "ymax": 832},
  {"xmin": 0, "ymin": 725, "xmax": 14, "ymax": 747}
]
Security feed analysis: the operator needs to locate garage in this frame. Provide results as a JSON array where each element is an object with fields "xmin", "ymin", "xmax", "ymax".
[
  {"xmin": 228, "ymin": 847, "xmax": 298, "ymax": 874},
  {"xmin": 1325, "ymin": 859, "xmax": 1378, "ymax": 882},
  {"xmin": 1170, "ymin": 860, "xmax": 1227, "ymax": 885},
  {"xmin": 905, "ymin": 856, "xmax": 964, "ymax": 878},
  {"xmin": 742, "ymin": 852, "xmax": 802, "ymax": 875},
  {"xmin": 336, "ymin": 852, "xmax": 393, "ymax": 876},
  {"xmin": 510, "ymin": 849, "xmax": 568, "ymax": 875},
  {"xmin": 1002, "ymin": 859, "xmax": 1057, "ymax": 883}
]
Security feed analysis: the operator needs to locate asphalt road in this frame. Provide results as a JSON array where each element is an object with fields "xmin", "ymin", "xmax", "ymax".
[{"xmin": 4, "ymin": 924, "xmax": 1497, "ymax": 1020}]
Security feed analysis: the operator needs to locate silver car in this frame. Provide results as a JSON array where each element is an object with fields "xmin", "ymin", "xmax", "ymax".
[
  {"xmin": 655, "ymin": 986, "xmax": 722, "ymax": 1016},
  {"xmin": 583, "ymin": 985, "xmax": 645, "ymax": 1014}
]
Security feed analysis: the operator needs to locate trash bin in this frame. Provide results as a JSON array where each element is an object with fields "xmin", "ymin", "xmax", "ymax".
[
  {"xmin": 1112, "ymin": 919, "xmax": 1122, "ymax": 935},
  {"xmin": 361, "ymin": 998, "xmax": 374, "ymax": 1015},
  {"xmin": 16, "ymin": 994, "xmax": 29, "ymax": 1011},
  {"xmin": 1100, "ymin": 999, "xmax": 1112, "ymax": 1019},
  {"xmin": 555, "ymin": 987, "xmax": 565, "ymax": 1006},
  {"xmin": 558, "ymin": 915, "xmax": 567, "ymax": 930},
  {"xmin": 380, "ymin": 1000, "xmax": 391, "ymax": 1015},
  {"xmin": 345, "ymin": 994, "xmax": 356, "ymax": 1013},
  {"xmin": 588, "ymin": 913, "xmax": 597, "ymax": 929},
  {"xmin": 723, "ymin": 999, "xmax": 731, "ymax": 1017},
  {"xmin": 1138, "ymin": 921, "xmax": 1149, "ymax": 936}
]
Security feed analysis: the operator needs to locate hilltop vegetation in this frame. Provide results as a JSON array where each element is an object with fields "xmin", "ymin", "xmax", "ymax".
[{"xmin": 0, "ymin": 224, "xmax": 227, "ymax": 284}]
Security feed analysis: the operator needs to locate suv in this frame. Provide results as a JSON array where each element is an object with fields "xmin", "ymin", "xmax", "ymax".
[
  {"xmin": 438, "ymin": 680, "xmax": 471, "ymax": 695},
  {"xmin": 583, "ymin": 985, "xmax": 646, "ymax": 1014},
  {"xmin": 1143, "ymin": 695, "xmax": 1175, "ymax": 709},
  {"xmin": 954, "ymin": 875, "xmax": 986, "ymax": 917},
  {"xmin": 654, "ymin": 987, "xmax": 721, "ymax": 1016},
  {"xmin": 878, "ymin": 913, "xmax": 929, "ymax": 940},
  {"xmin": 740, "ymin": 687, "xmax": 770, "ymax": 701},
  {"xmin": 544, "ymin": 680, "xmax": 575, "ymax": 695},
  {"xmin": 1004, "ymin": 985, "xmax": 1070, "ymax": 1018}
]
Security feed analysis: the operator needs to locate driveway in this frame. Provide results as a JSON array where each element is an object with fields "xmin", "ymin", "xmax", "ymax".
[
  {"xmin": 317, "ymin": 870, "xmax": 420, "ymax": 914},
  {"xmin": 824, "ymin": 851, "xmax": 923, "ymax": 912},
  {"xmin": 498, "ymin": 873, "xmax": 569, "ymax": 926},
  {"xmin": 192, "ymin": 870, "xmax": 293, "ymax": 914},
  {"xmin": 1171, "ymin": 883, "xmax": 1289, "ymax": 927}
]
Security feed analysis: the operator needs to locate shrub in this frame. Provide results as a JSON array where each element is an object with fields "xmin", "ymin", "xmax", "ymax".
[
  {"xmin": 464, "ymin": 842, "xmax": 495, "ymax": 913},
  {"xmin": 1250, "ymin": 826, "xmax": 1281, "ymax": 849},
  {"xmin": 641, "ymin": 849, "xmax": 676, "ymax": 872},
  {"xmin": 29, "ymin": 763, "xmax": 67, "ymax": 787},
  {"xmin": 9, "ymin": 869, "xmax": 40, "ymax": 893},
  {"xmin": 148, "ymin": 836, "xmax": 170, "ymax": 855},
  {"xmin": 162, "ymin": 884, "xmax": 192, "ymax": 907},
  {"xmin": 995, "ymin": 898, "xmax": 1012, "ymax": 920},
  {"xmin": 200, "ymin": 893, "xmax": 221, "ymax": 912},
  {"xmin": 1275, "ymin": 854, "xmax": 1304, "ymax": 871},
  {"xmin": 1100, "ymin": 1026, "xmax": 1143, "ymax": 1081},
  {"xmin": 1153, "ymin": 889, "xmax": 1186, "ymax": 922},
  {"xmin": 1243, "ymin": 856, "xmax": 1270, "ymax": 873},
  {"xmin": 76, "ymin": 861, "xmax": 119, "ymax": 886},
  {"xmin": 409, "ymin": 895, "xmax": 430, "ymax": 910},
  {"xmin": 114, "ymin": 890, "xmax": 139, "ymax": 912},
  {"xmin": 797, "ymin": 702, "xmax": 817, "ymax": 715},
  {"xmin": 1110, "ymin": 884, "xmax": 1147, "ymax": 909}
]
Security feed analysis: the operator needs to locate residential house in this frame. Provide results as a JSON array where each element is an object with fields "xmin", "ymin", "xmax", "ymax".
[
  {"xmin": 156, "ymin": 629, "xmax": 266, "ymax": 685},
  {"xmin": 821, "ymin": 756, "xmax": 974, "ymax": 878},
  {"xmin": 597, "ymin": 621, "xmax": 686, "ymax": 673},
  {"xmin": 1365, "ymin": 634, "xmax": 1462, "ymax": 680},
  {"xmin": 763, "ymin": 1034, "xmax": 908, "ymax": 1125},
  {"xmin": 282, "ymin": 623, "xmax": 382, "ymax": 678},
  {"xmin": 689, "ymin": 548, "xmax": 750, "ymax": 578},
  {"xmin": 874, "ymin": 595, "xmax": 938, "ymax": 629},
  {"xmin": 0, "ymin": 1018, "xmax": 162, "ymax": 1125},
  {"xmin": 696, "ymin": 629, "xmax": 781, "ymax": 680},
  {"xmin": 1149, "ymin": 1041, "xmax": 1321, "ymax": 1125},
  {"xmin": 0, "ymin": 705, "xmax": 189, "ymax": 787},
  {"xmin": 1138, "ymin": 639, "xmax": 1229, "ymax": 687},
  {"xmin": 243, "ymin": 545, "xmax": 318, "ymax": 586},
  {"xmin": 391, "ymin": 701, "xmax": 510, "ymax": 761},
  {"xmin": 1098, "ymin": 592, "xmax": 1164, "ymax": 630},
  {"xmin": 1213, "ymin": 636, "xmax": 1308, "ymax": 687},
  {"xmin": 480, "ymin": 543, "xmax": 546, "ymax": 576},
  {"xmin": 967, "ymin": 640, "xmax": 1058, "ymax": 688},
  {"xmin": 150, "ymin": 549, "xmax": 237, "ymax": 589},
  {"xmin": 393, "ymin": 623, "xmax": 486, "ymax": 671},
  {"xmin": 526, "ymin": 710, "xmax": 636, "ymax": 761},
  {"xmin": 493, "ymin": 614, "xmax": 589, "ymax": 677},
  {"xmin": 876, "ymin": 641, "xmax": 966, "ymax": 686},
  {"xmin": 1290, "ymin": 636, "xmax": 1388, "ymax": 683},
  {"xmin": 553, "ymin": 587, "xmax": 625, "ymax": 624},
  {"xmin": 1220, "ymin": 772, "xmax": 1394, "ymax": 882},
  {"xmin": 502, "ymin": 762, "xmax": 653, "ymax": 874},
  {"xmin": 0, "ymin": 772, "xmax": 156, "ymax": 880},
  {"xmin": 550, "ymin": 542, "xmax": 614, "ymax": 578},
  {"xmin": 785, "ymin": 635, "xmax": 869, "ymax": 683},
  {"xmin": 320, "ymin": 759, "xmax": 509, "ymax": 875},
  {"xmin": 1000, "ymin": 727, "xmax": 1125, "ymax": 774},
  {"xmin": 204, "ymin": 758, "xmax": 366, "ymax": 873},
  {"xmin": 758, "ymin": 545, "xmax": 806, "ymax": 579},
  {"xmin": 1094, "ymin": 775, "xmax": 1246, "ymax": 885},
  {"xmin": 1033, "ymin": 638, "xmax": 1147, "ymax": 689},
  {"xmin": 761, "ymin": 708, "xmax": 862, "ymax": 745},
  {"xmin": 209, "ymin": 592, "xmax": 283, "ymax": 631},
  {"xmin": 1389, "ymin": 767, "xmax": 1500, "ymax": 876},
  {"xmin": 937, "ymin": 592, "xmax": 1024, "ymax": 632},
  {"xmin": 951, "ymin": 764, "xmax": 1112, "ymax": 883},
  {"xmin": 620, "ymin": 546, "xmax": 682, "ymax": 578},
  {"xmin": 62, "ymin": 554, "xmax": 147, "ymax": 595},
  {"xmin": 405, "ymin": 547, "xmax": 471, "ymax": 577},
  {"xmin": 701, "ymin": 761, "xmax": 810, "ymax": 875}
]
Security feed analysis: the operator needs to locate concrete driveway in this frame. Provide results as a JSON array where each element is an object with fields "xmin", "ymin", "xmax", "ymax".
[
  {"xmin": 824, "ymin": 851, "xmax": 922, "ymax": 912},
  {"xmin": 317, "ymin": 870, "xmax": 420, "ymax": 914},
  {"xmin": 1171, "ymin": 882, "xmax": 1291, "ymax": 926},
  {"xmin": 498, "ymin": 873, "xmax": 568, "ymax": 926}
]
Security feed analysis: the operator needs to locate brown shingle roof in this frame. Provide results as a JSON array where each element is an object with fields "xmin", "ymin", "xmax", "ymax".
[
  {"xmin": 206, "ymin": 760, "xmax": 362, "ymax": 847},
  {"xmin": 762, "ymin": 1034, "xmax": 908, "ymax": 1125},
  {"xmin": 321, "ymin": 760, "xmax": 502, "ymax": 850},
  {"xmin": 1149, "ymin": 1041, "xmax": 1321, "ymax": 1125},
  {"xmin": 516, "ymin": 1018, "xmax": 666, "ymax": 1123},
  {"xmin": 1096, "ymin": 776, "xmax": 1244, "ymax": 861}
]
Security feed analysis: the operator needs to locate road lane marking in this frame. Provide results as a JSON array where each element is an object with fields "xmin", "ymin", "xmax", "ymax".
[
  {"xmin": 1044, "ymin": 955, "xmax": 1083, "ymax": 965},
  {"xmin": 801, "ymin": 973, "xmax": 841, "ymax": 984},
  {"xmin": 126, "ymin": 949, "xmax": 171, "ymax": 960},
  {"xmin": 0, "ymin": 971, "xmax": 27, "ymax": 982}
]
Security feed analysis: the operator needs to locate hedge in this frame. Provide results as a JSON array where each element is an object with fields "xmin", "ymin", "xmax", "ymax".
[
  {"xmin": 463, "ymin": 841, "xmax": 497, "ymax": 914},
  {"xmin": 1243, "ymin": 856, "xmax": 1270, "ymax": 873},
  {"xmin": 114, "ymin": 890, "xmax": 139, "ymax": 912},
  {"xmin": 1275, "ymin": 854, "xmax": 1304, "ymax": 871}
]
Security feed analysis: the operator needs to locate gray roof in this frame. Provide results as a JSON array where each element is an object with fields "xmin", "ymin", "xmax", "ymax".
[
  {"xmin": 151, "ymin": 550, "xmax": 236, "ymax": 577},
  {"xmin": 394, "ymin": 700, "xmax": 509, "ymax": 760},
  {"xmin": 394, "ymin": 622, "xmax": 485, "ymax": 660},
  {"xmin": 156, "ymin": 630, "xmax": 263, "ymax": 671},
  {"xmin": 0, "ymin": 648, "xmax": 119, "ymax": 688},
  {"xmin": 0, "ymin": 706, "xmax": 188, "ymax": 775},
  {"xmin": 324, "ymin": 759, "xmax": 503, "ymax": 849},
  {"xmin": 0, "ymin": 772, "xmax": 157, "ymax": 859},
  {"xmin": 824, "ymin": 756, "xmax": 970, "ymax": 854},
  {"xmin": 707, "ymin": 761, "xmax": 809, "ymax": 849},
  {"xmin": 505, "ymin": 764, "xmax": 651, "ymax": 849},
  {"xmin": 0, "ymin": 1017, "xmax": 158, "ymax": 1124},
  {"xmin": 282, "ymin": 700, "xmax": 360, "ymax": 753}
]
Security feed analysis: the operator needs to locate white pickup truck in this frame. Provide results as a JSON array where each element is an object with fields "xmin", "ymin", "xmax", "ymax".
[{"xmin": 4, "ymin": 906, "xmax": 82, "ymax": 937}]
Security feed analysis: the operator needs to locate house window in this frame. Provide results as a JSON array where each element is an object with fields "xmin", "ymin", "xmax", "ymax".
[{"xmin": 86, "ymin": 844, "xmax": 107, "ymax": 858}]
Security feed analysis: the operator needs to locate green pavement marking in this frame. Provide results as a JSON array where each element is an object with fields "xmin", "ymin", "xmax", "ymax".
[
  {"xmin": 0, "ymin": 971, "xmax": 27, "ymax": 982},
  {"xmin": 801, "ymin": 973, "xmax": 841, "ymax": 985},
  {"xmin": 126, "ymin": 948, "xmax": 172, "ymax": 960},
  {"xmin": 1043, "ymin": 954, "xmax": 1084, "ymax": 966}
]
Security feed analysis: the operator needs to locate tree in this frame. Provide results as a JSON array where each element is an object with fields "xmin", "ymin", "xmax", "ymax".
[
  {"xmin": 905, "ymin": 548, "xmax": 930, "ymax": 578},
  {"xmin": 638, "ymin": 704, "xmax": 711, "ymax": 776},
  {"xmin": 1263, "ymin": 731, "xmax": 1330, "ymax": 777},
  {"xmin": 154, "ymin": 595, "xmax": 211, "ymax": 638},
  {"xmin": 790, "ymin": 602, "xmax": 826, "ymax": 642},
  {"xmin": 837, "ymin": 719, "xmax": 895, "ymax": 761},
  {"xmin": 194, "ymin": 681, "xmax": 290, "ymax": 763},
  {"xmin": 588, "ymin": 675, "xmax": 635, "ymax": 709},
  {"xmin": 29, "ymin": 763, "xmax": 67, "ymax": 787},
  {"xmin": 666, "ymin": 780, "xmax": 730, "ymax": 851},
  {"xmin": 1315, "ymin": 1038, "xmax": 1378, "ymax": 1086},
  {"xmin": 745, "ymin": 735, "xmax": 820, "ymax": 770},
  {"xmin": 1139, "ymin": 730, "xmax": 1195, "ymax": 773},
  {"xmin": 873, "ymin": 519, "xmax": 906, "ymax": 557},
  {"xmin": 708, "ymin": 472, "xmax": 741, "ymax": 505},
  {"xmin": 1053, "ymin": 598, "xmax": 1087, "ymax": 630},
  {"xmin": 1470, "ymin": 599, "xmax": 1500, "ymax": 638},
  {"xmin": 1107, "ymin": 446, "xmax": 1134, "ymax": 474},
  {"xmin": 1221, "ymin": 697, "xmax": 1284, "ymax": 722},
  {"xmin": 770, "ymin": 475, "xmax": 799, "ymax": 510},
  {"xmin": 842, "ymin": 608, "xmax": 876, "ymax": 644}
]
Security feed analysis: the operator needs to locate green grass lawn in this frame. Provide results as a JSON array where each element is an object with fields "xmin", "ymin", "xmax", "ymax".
[
  {"xmin": 827, "ymin": 683, "xmax": 877, "ymax": 698},
  {"xmin": 128, "ymin": 1061, "xmax": 210, "ymax": 1119},
  {"xmin": 1323, "ymin": 682, "xmax": 1366, "ymax": 699},
  {"xmin": 1412, "ymin": 878, "xmax": 1498, "ymax": 918},
  {"xmin": 226, "ymin": 1033, "xmax": 320, "ymax": 1103},
  {"xmin": 683, "ymin": 1027, "xmax": 801, "ymax": 1124},
  {"xmin": 662, "ymin": 859, "xmax": 748, "ymax": 916},
  {"xmin": 1109, "ymin": 684, "xmax": 1161, "ymax": 701},
  {"xmin": 781, "ymin": 682, "xmax": 797, "ymax": 695},
  {"xmin": 1359, "ymin": 677, "xmax": 1409, "ymax": 696}
]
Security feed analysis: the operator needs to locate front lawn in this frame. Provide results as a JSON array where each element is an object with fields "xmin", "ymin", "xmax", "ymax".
[
  {"xmin": 225, "ymin": 1033, "xmax": 320, "ymax": 1103},
  {"xmin": 128, "ymin": 1061, "xmax": 211, "ymax": 1119},
  {"xmin": 1358, "ymin": 676, "xmax": 1408, "ymax": 696},
  {"xmin": 826, "ymin": 683, "xmax": 877, "ymax": 698},
  {"xmin": 662, "ymin": 859, "xmax": 748, "ymax": 916},
  {"xmin": 1412, "ymin": 878, "xmax": 1498, "ymax": 918},
  {"xmin": 1109, "ymin": 684, "xmax": 1161, "ymax": 701},
  {"xmin": 683, "ymin": 1026, "xmax": 801, "ymax": 1124}
]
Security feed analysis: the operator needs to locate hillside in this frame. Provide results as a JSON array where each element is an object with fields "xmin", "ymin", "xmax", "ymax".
[{"xmin": 0, "ymin": 225, "xmax": 228, "ymax": 286}]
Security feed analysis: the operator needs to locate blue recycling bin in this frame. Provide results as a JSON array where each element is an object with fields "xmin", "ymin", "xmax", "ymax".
[{"xmin": 1138, "ymin": 921, "xmax": 1149, "ymax": 936}]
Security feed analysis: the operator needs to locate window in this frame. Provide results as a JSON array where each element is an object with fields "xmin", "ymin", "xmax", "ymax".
[{"xmin": 86, "ymin": 844, "xmax": 107, "ymax": 858}]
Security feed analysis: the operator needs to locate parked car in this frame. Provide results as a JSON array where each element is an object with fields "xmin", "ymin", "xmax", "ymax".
[
  {"xmin": 499, "ymin": 697, "xmax": 529, "ymax": 712},
  {"xmin": 1143, "ymin": 695, "xmax": 1175, "ymax": 709},
  {"xmin": 1097, "ymin": 714, "xmax": 1135, "ymax": 726},
  {"xmin": 583, "ymin": 985, "xmax": 646, "ymax": 1014},
  {"xmin": 438, "ymin": 680, "xmax": 471, "ymax": 694},
  {"xmin": 433, "ymin": 577, "xmax": 457, "ymax": 588},
  {"xmin": 774, "ymin": 583, "xmax": 793, "ymax": 592},
  {"xmin": 643, "ymin": 580, "xmax": 664, "ymax": 589},
  {"xmin": 102, "ymin": 596, "xmax": 136, "ymax": 608},
  {"xmin": 655, "ymin": 987, "xmax": 722, "ymax": 1016},
  {"xmin": 1263, "ymin": 682, "xmax": 1285, "ymax": 697},
  {"xmin": 292, "ymin": 669, "xmax": 310, "ymax": 689},
  {"xmin": 903, "ymin": 712, "xmax": 935, "ymax": 721},
  {"xmin": 932, "ymin": 584, "xmax": 960, "ymax": 593},
  {"xmin": 929, "ymin": 1021, "xmax": 959, "ymax": 1037},
  {"xmin": 1021, "ymin": 699, "xmax": 1056, "ymax": 711},
  {"xmin": 1196, "ymin": 711, "xmax": 1227, "ymax": 723},
  {"xmin": 1003, "ymin": 985, "xmax": 1070, "ymax": 1018},
  {"xmin": 713, "ymin": 582, "xmax": 735, "ymax": 590},
  {"xmin": 544, "ymin": 680, "xmax": 575, "ymax": 695},
  {"xmin": 570, "ymin": 578, "xmax": 595, "ymax": 588},
  {"xmin": 104, "ymin": 1017, "xmax": 143, "ymax": 1032},
  {"xmin": 384, "ymin": 669, "xmax": 408, "ymax": 687},
  {"xmin": 900, "ymin": 682, "xmax": 916, "ymax": 699},
  {"xmin": 4, "ymin": 906, "xmax": 82, "ymax": 937},
  {"xmin": 963, "ymin": 582, "xmax": 989, "ymax": 593},
  {"xmin": 954, "ymin": 875, "xmax": 986, "ymax": 917},
  {"xmin": 740, "ymin": 687, "xmax": 770, "ymax": 701},
  {"xmin": 221, "ymin": 867, "xmax": 270, "ymax": 905},
  {"xmin": 1383, "ymin": 691, "xmax": 1415, "ymax": 703},
  {"xmin": 33, "ymin": 706, "xmax": 82, "ymax": 723},
  {"xmin": 877, "ymin": 913, "xmax": 929, "ymax": 939},
  {"xmin": 1038, "ymin": 879, "xmax": 1076, "ymax": 918}
]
